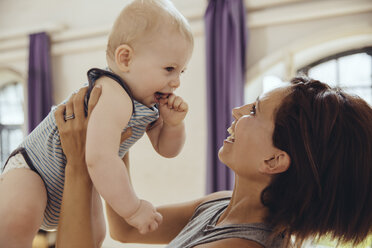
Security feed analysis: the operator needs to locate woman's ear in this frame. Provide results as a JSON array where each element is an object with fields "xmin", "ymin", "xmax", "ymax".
[
  {"xmin": 115, "ymin": 44, "xmax": 133, "ymax": 72},
  {"xmin": 259, "ymin": 151, "xmax": 291, "ymax": 175}
]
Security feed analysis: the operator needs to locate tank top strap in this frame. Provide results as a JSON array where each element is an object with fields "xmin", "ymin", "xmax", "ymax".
[
  {"xmin": 84, "ymin": 68, "xmax": 135, "ymax": 115},
  {"xmin": 166, "ymin": 197, "xmax": 285, "ymax": 248}
]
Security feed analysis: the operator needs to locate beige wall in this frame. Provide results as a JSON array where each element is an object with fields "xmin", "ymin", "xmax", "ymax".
[
  {"xmin": 0, "ymin": 0, "xmax": 371, "ymax": 247},
  {"xmin": 0, "ymin": 1, "xmax": 207, "ymax": 247}
]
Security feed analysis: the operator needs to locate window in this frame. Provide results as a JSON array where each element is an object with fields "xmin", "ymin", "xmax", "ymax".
[
  {"xmin": 254, "ymin": 47, "xmax": 372, "ymax": 108},
  {"xmin": 0, "ymin": 81, "xmax": 24, "ymax": 167},
  {"xmin": 298, "ymin": 47, "xmax": 372, "ymax": 105}
]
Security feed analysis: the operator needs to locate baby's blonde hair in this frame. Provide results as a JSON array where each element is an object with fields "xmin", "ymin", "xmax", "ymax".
[{"xmin": 106, "ymin": 0, "xmax": 193, "ymax": 61}]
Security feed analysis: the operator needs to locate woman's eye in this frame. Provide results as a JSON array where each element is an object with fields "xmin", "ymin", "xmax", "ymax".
[
  {"xmin": 165, "ymin": 67, "xmax": 175, "ymax": 72},
  {"xmin": 250, "ymin": 104, "xmax": 256, "ymax": 115}
]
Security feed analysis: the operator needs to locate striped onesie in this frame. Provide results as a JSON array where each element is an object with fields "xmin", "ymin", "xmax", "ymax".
[{"xmin": 11, "ymin": 68, "xmax": 159, "ymax": 230}]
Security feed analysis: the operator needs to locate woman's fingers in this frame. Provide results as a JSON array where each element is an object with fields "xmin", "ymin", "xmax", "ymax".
[
  {"xmin": 55, "ymin": 104, "xmax": 67, "ymax": 130},
  {"xmin": 87, "ymin": 85, "xmax": 102, "ymax": 117},
  {"xmin": 65, "ymin": 95, "xmax": 74, "ymax": 119},
  {"xmin": 55, "ymin": 85, "xmax": 102, "ymax": 157},
  {"xmin": 73, "ymin": 87, "xmax": 88, "ymax": 120}
]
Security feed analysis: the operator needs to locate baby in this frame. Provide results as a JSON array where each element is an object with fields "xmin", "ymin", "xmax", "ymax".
[{"xmin": 0, "ymin": 0, "xmax": 193, "ymax": 246}]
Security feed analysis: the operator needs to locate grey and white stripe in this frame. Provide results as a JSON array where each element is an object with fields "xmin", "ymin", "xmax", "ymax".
[{"xmin": 20, "ymin": 88, "xmax": 159, "ymax": 230}]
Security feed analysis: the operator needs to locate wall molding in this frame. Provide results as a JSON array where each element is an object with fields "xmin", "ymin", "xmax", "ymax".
[
  {"xmin": 245, "ymin": 0, "xmax": 306, "ymax": 11},
  {"xmin": 246, "ymin": 24, "xmax": 372, "ymax": 83},
  {"xmin": 0, "ymin": 67, "xmax": 24, "ymax": 87},
  {"xmin": 0, "ymin": 0, "xmax": 371, "ymax": 63},
  {"xmin": 0, "ymin": 22, "xmax": 66, "ymax": 41},
  {"xmin": 249, "ymin": 0, "xmax": 372, "ymax": 28}
]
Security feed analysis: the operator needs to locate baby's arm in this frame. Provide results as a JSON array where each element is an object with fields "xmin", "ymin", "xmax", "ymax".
[
  {"xmin": 86, "ymin": 78, "xmax": 161, "ymax": 233},
  {"xmin": 86, "ymin": 79, "xmax": 138, "ymax": 215},
  {"xmin": 147, "ymin": 94, "xmax": 187, "ymax": 158}
]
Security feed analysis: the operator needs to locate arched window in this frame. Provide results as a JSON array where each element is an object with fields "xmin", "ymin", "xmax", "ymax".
[
  {"xmin": 0, "ymin": 73, "xmax": 24, "ymax": 167},
  {"xmin": 298, "ymin": 47, "xmax": 372, "ymax": 105}
]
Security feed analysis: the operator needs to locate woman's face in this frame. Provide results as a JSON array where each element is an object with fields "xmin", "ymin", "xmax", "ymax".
[{"xmin": 218, "ymin": 86, "xmax": 289, "ymax": 176}]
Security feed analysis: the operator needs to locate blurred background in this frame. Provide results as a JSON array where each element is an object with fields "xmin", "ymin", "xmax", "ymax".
[{"xmin": 0, "ymin": 0, "xmax": 371, "ymax": 247}]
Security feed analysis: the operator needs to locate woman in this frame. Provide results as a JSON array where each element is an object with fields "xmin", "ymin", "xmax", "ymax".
[{"xmin": 55, "ymin": 77, "xmax": 372, "ymax": 248}]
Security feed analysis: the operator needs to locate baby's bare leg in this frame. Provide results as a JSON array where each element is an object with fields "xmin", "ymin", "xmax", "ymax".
[
  {"xmin": 0, "ymin": 168, "xmax": 47, "ymax": 248},
  {"xmin": 91, "ymin": 186, "xmax": 106, "ymax": 246}
]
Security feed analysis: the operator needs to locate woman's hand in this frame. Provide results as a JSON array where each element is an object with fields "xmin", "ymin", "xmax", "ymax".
[
  {"xmin": 55, "ymin": 86, "xmax": 101, "ymax": 167},
  {"xmin": 55, "ymin": 85, "xmax": 133, "ymax": 248}
]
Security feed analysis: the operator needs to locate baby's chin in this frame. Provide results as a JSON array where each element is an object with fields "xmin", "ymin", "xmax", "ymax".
[
  {"xmin": 144, "ymin": 100, "xmax": 156, "ymax": 108},
  {"xmin": 145, "ymin": 94, "xmax": 161, "ymax": 108}
]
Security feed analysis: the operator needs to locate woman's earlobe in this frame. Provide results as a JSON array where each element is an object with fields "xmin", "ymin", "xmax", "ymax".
[
  {"xmin": 276, "ymin": 152, "xmax": 291, "ymax": 173},
  {"xmin": 115, "ymin": 44, "xmax": 133, "ymax": 72}
]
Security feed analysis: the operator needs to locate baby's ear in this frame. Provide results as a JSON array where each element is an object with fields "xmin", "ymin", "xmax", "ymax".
[{"xmin": 115, "ymin": 44, "xmax": 133, "ymax": 72}]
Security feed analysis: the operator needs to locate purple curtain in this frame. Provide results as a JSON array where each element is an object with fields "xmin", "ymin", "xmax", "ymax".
[
  {"xmin": 27, "ymin": 32, "xmax": 53, "ymax": 133},
  {"xmin": 205, "ymin": 0, "xmax": 248, "ymax": 193}
]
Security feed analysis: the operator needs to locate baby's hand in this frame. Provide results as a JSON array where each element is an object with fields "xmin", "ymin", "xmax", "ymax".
[
  {"xmin": 125, "ymin": 200, "xmax": 163, "ymax": 234},
  {"xmin": 157, "ymin": 94, "xmax": 188, "ymax": 126}
]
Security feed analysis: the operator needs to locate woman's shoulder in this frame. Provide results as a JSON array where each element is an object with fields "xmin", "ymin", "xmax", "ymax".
[
  {"xmin": 185, "ymin": 191, "xmax": 232, "ymax": 220},
  {"xmin": 201, "ymin": 191, "xmax": 233, "ymax": 204},
  {"xmin": 194, "ymin": 191, "xmax": 232, "ymax": 211}
]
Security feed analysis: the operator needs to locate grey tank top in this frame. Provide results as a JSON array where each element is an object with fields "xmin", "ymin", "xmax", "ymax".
[{"xmin": 166, "ymin": 197, "xmax": 284, "ymax": 248}]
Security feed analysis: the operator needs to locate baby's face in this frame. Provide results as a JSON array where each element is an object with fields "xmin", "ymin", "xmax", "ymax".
[{"xmin": 122, "ymin": 30, "xmax": 193, "ymax": 107}]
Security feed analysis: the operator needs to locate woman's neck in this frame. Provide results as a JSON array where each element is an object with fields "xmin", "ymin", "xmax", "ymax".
[{"xmin": 217, "ymin": 176, "xmax": 268, "ymax": 226}]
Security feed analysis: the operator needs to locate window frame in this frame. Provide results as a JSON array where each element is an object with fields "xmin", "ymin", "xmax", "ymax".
[
  {"xmin": 298, "ymin": 46, "xmax": 372, "ymax": 90},
  {"xmin": 0, "ymin": 74, "xmax": 25, "ymax": 167}
]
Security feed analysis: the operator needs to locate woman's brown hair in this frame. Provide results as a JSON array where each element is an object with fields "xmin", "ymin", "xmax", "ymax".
[{"xmin": 262, "ymin": 77, "xmax": 372, "ymax": 247}]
